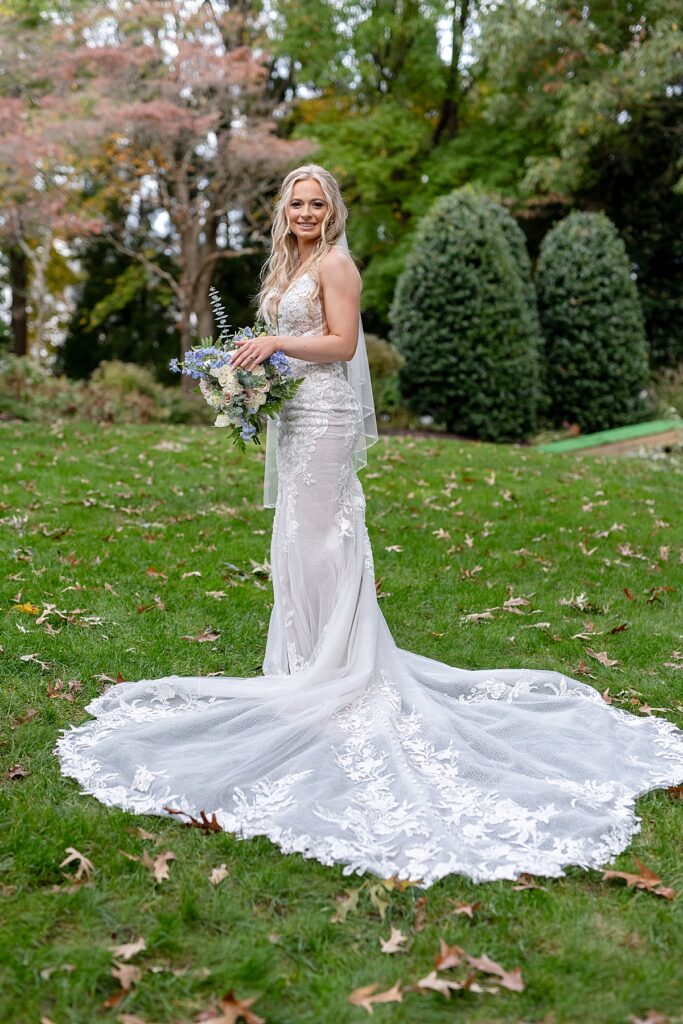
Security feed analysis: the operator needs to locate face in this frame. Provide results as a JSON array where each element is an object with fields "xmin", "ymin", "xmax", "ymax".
[{"xmin": 287, "ymin": 178, "xmax": 330, "ymax": 245}]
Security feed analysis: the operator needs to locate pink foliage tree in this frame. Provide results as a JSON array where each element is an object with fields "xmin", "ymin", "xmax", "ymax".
[{"xmin": 54, "ymin": 0, "xmax": 315, "ymax": 373}]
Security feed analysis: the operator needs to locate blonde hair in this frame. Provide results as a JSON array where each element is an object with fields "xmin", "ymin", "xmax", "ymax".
[{"xmin": 254, "ymin": 164, "xmax": 357, "ymax": 326}]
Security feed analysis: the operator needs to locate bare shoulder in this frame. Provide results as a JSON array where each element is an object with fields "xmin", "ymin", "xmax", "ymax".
[{"xmin": 319, "ymin": 247, "xmax": 362, "ymax": 291}]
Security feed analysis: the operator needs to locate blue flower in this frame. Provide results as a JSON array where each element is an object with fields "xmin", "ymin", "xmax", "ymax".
[
  {"xmin": 240, "ymin": 420, "xmax": 258, "ymax": 442},
  {"xmin": 267, "ymin": 349, "xmax": 290, "ymax": 374},
  {"xmin": 169, "ymin": 357, "xmax": 180, "ymax": 373}
]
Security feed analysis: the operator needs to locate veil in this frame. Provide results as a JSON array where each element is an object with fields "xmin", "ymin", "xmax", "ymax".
[{"xmin": 262, "ymin": 230, "xmax": 378, "ymax": 508}]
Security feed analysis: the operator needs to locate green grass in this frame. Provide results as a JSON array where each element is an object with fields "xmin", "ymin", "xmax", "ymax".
[{"xmin": 1, "ymin": 420, "xmax": 682, "ymax": 1024}]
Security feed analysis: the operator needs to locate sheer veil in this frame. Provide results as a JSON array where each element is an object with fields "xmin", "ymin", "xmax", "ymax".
[{"xmin": 262, "ymin": 230, "xmax": 378, "ymax": 508}]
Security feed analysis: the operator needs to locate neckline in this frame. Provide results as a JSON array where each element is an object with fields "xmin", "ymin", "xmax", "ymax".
[{"xmin": 281, "ymin": 270, "xmax": 313, "ymax": 298}]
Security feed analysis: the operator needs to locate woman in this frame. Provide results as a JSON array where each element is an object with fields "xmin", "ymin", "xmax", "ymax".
[{"xmin": 55, "ymin": 165, "xmax": 683, "ymax": 887}]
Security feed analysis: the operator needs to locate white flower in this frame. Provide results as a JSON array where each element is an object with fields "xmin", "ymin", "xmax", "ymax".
[
  {"xmin": 210, "ymin": 363, "xmax": 240, "ymax": 397},
  {"xmin": 215, "ymin": 412, "xmax": 242, "ymax": 428},
  {"xmin": 199, "ymin": 378, "xmax": 224, "ymax": 409},
  {"xmin": 244, "ymin": 388, "xmax": 268, "ymax": 414}
]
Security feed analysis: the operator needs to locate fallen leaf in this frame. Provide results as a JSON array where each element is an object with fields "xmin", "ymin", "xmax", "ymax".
[
  {"xmin": 415, "ymin": 970, "xmax": 465, "ymax": 998},
  {"xmin": 434, "ymin": 939, "xmax": 465, "ymax": 970},
  {"xmin": 330, "ymin": 886, "xmax": 361, "ymax": 923},
  {"xmin": 463, "ymin": 952, "xmax": 525, "ymax": 991},
  {"xmin": 511, "ymin": 873, "xmax": 549, "ymax": 891},
  {"xmin": 380, "ymin": 927, "xmax": 408, "ymax": 954},
  {"xmin": 59, "ymin": 847, "xmax": 95, "ymax": 880},
  {"xmin": 602, "ymin": 855, "xmax": 675, "ymax": 900},
  {"xmin": 348, "ymin": 980, "xmax": 403, "ymax": 1013},
  {"xmin": 210, "ymin": 864, "xmax": 230, "ymax": 885},
  {"xmin": 448, "ymin": 900, "xmax": 481, "ymax": 918},
  {"xmin": 460, "ymin": 610, "xmax": 495, "ymax": 623},
  {"xmin": 163, "ymin": 806, "xmax": 222, "ymax": 833},
  {"xmin": 196, "ymin": 989, "xmax": 265, "ymax": 1023},
  {"xmin": 107, "ymin": 937, "xmax": 146, "ymax": 961},
  {"xmin": 585, "ymin": 646, "xmax": 619, "ymax": 667},
  {"xmin": 182, "ymin": 628, "xmax": 220, "ymax": 643},
  {"xmin": 120, "ymin": 848, "xmax": 175, "ymax": 883},
  {"xmin": 110, "ymin": 961, "xmax": 141, "ymax": 990}
]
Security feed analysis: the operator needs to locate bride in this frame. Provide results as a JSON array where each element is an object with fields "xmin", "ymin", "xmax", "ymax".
[{"xmin": 55, "ymin": 164, "xmax": 683, "ymax": 887}]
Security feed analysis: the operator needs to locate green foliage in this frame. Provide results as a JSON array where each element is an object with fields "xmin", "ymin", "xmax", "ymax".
[
  {"xmin": 389, "ymin": 188, "xmax": 540, "ymax": 442},
  {"xmin": 536, "ymin": 211, "xmax": 651, "ymax": 432},
  {"xmin": 56, "ymin": 239, "xmax": 177, "ymax": 382},
  {"xmin": 365, "ymin": 333, "xmax": 405, "ymax": 416},
  {"xmin": 0, "ymin": 354, "xmax": 210, "ymax": 425}
]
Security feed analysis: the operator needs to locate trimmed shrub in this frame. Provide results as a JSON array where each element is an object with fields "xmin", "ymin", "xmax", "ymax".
[
  {"xmin": 536, "ymin": 210, "xmax": 650, "ymax": 432},
  {"xmin": 389, "ymin": 187, "xmax": 540, "ymax": 442},
  {"xmin": 365, "ymin": 333, "xmax": 405, "ymax": 416}
]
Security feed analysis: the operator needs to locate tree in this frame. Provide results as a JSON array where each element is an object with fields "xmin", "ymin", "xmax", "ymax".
[
  {"xmin": 389, "ymin": 187, "xmax": 540, "ymax": 442},
  {"xmin": 0, "ymin": 19, "xmax": 103, "ymax": 357},
  {"xmin": 58, "ymin": 1, "xmax": 315, "ymax": 378},
  {"xmin": 536, "ymin": 210, "xmax": 650, "ymax": 432}
]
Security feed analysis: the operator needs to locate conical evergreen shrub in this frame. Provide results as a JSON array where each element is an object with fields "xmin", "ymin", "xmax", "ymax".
[
  {"xmin": 389, "ymin": 188, "xmax": 540, "ymax": 442},
  {"xmin": 536, "ymin": 210, "xmax": 650, "ymax": 432}
]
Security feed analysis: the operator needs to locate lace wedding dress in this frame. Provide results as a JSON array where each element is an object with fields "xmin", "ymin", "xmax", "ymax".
[{"xmin": 54, "ymin": 272, "xmax": 683, "ymax": 887}]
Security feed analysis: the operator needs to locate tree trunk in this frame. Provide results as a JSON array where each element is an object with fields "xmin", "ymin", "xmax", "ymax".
[
  {"xmin": 9, "ymin": 243, "xmax": 28, "ymax": 357},
  {"xmin": 431, "ymin": 0, "xmax": 470, "ymax": 146}
]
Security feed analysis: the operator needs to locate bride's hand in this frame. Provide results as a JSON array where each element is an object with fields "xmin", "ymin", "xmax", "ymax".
[{"xmin": 230, "ymin": 335, "xmax": 279, "ymax": 370}]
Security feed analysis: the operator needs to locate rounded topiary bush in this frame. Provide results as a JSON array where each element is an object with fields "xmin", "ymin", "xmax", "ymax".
[
  {"xmin": 389, "ymin": 187, "xmax": 540, "ymax": 442},
  {"xmin": 536, "ymin": 210, "xmax": 650, "ymax": 432}
]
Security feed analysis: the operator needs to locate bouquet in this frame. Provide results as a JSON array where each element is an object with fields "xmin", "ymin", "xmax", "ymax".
[{"xmin": 169, "ymin": 286, "xmax": 304, "ymax": 450}]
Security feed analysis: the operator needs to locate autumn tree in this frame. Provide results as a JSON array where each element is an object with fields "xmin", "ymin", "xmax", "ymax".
[
  {"xmin": 0, "ymin": 12, "xmax": 102, "ymax": 357},
  {"xmin": 59, "ymin": 1, "xmax": 315, "ymax": 373}
]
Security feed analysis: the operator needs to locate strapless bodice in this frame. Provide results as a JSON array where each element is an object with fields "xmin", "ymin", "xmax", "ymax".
[{"xmin": 269, "ymin": 271, "xmax": 347, "ymax": 382}]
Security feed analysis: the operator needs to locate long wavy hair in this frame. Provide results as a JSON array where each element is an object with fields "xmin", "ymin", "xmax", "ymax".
[{"xmin": 254, "ymin": 164, "xmax": 357, "ymax": 326}]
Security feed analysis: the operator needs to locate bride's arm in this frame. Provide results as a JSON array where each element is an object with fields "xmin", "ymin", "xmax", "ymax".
[
  {"xmin": 230, "ymin": 249, "xmax": 361, "ymax": 369},
  {"xmin": 277, "ymin": 250, "xmax": 361, "ymax": 363}
]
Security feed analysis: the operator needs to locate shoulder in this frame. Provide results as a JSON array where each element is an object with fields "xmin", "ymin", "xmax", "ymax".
[{"xmin": 319, "ymin": 246, "xmax": 362, "ymax": 291}]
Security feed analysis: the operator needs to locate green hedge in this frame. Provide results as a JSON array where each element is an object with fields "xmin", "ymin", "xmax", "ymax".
[
  {"xmin": 536, "ymin": 210, "xmax": 650, "ymax": 432},
  {"xmin": 389, "ymin": 187, "xmax": 540, "ymax": 442}
]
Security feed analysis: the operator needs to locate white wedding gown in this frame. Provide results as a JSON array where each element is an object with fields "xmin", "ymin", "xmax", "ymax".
[{"xmin": 54, "ymin": 272, "xmax": 683, "ymax": 887}]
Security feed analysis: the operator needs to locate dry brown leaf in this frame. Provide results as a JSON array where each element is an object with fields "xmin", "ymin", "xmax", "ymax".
[
  {"xmin": 111, "ymin": 961, "xmax": 141, "ymax": 990},
  {"xmin": 120, "ymin": 848, "xmax": 175, "ymax": 883},
  {"xmin": 415, "ymin": 970, "xmax": 465, "ymax": 998},
  {"xmin": 209, "ymin": 863, "xmax": 230, "ymax": 885},
  {"xmin": 602, "ymin": 855, "xmax": 675, "ymax": 900},
  {"xmin": 585, "ymin": 647, "xmax": 619, "ymax": 667},
  {"xmin": 628, "ymin": 1012, "xmax": 670, "ymax": 1024},
  {"xmin": 330, "ymin": 887, "xmax": 361, "ymax": 923},
  {"xmin": 107, "ymin": 937, "xmax": 146, "ymax": 961},
  {"xmin": 11, "ymin": 706, "xmax": 40, "ymax": 728},
  {"xmin": 59, "ymin": 847, "xmax": 95, "ymax": 880},
  {"xmin": 380, "ymin": 927, "xmax": 408, "ymax": 954},
  {"xmin": 116, "ymin": 1014, "xmax": 149, "ymax": 1024},
  {"xmin": 163, "ymin": 806, "xmax": 222, "ymax": 833},
  {"xmin": 196, "ymin": 989, "xmax": 265, "ymax": 1023},
  {"xmin": 434, "ymin": 939, "xmax": 466, "ymax": 970},
  {"xmin": 182, "ymin": 628, "xmax": 219, "ymax": 643},
  {"xmin": 348, "ymin": 980, "xmax": 403, "ymax": 1013},
  {"xmin": 449, "ymin": 900, "xmax": 481, "ymax": 918},
  {"xmin": 414, "ymin": 895, "xmax": 427, "ymax": 932},
  {"xmin": 463, "ymin": 952, "xmax": 525, "ymax": 991},
  {"xmin": 5, "ymin": 763, "xmax": 29, "ymax": 779},
  {"xmin": 511, "ymin": 873, "xmax": 549, "ymax": 891}
]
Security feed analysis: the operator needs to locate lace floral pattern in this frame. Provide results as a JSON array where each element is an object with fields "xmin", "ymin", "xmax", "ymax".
[{"xmin": 53, "ymin": 267, "xmax": 683, "ymax": 888}]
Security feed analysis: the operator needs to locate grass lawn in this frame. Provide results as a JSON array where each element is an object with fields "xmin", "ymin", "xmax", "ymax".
[{"xmin": 1, "ymin": 420, "xmax": 682, "ymax": 1024}]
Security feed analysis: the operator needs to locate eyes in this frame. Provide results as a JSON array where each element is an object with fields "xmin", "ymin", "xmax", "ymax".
[{"xmin": 291, "ymin": 200, "xmax": 326, "ymax": 208}]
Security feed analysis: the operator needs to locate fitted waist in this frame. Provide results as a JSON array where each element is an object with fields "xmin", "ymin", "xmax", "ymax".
[{"xmin": 285, "ymin": 357, "xmax": 347, "ymax": 380}]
